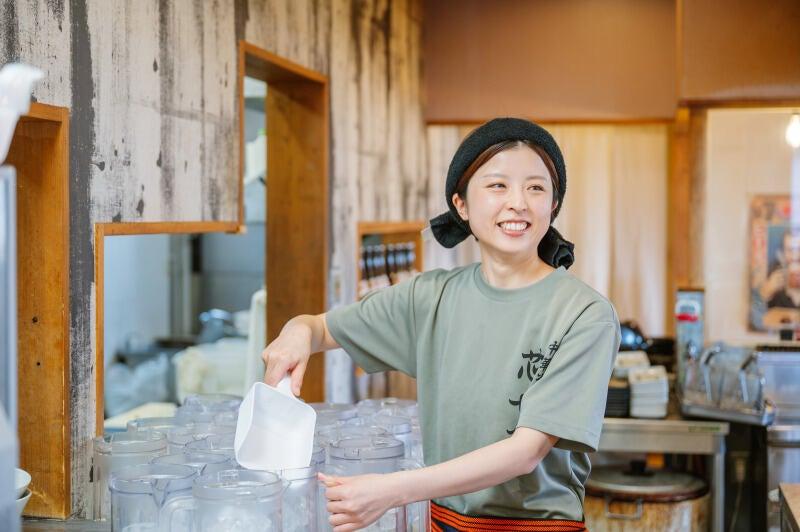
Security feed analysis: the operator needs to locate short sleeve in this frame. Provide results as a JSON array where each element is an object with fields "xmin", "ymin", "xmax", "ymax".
[
  {"xmin": 515, "ymin": 302, "xmax": 620, "ymax": 453},
  {"xmin": 326, "ymin": 277, "xmax": 419, "ymax": 377}
]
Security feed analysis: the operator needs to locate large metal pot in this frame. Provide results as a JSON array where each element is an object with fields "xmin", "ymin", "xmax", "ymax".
[{"xmin": 584, "ymin": 465, "xmax": 709, "ymax": 531}]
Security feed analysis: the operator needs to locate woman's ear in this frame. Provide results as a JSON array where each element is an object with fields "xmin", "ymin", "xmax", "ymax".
[{"xmin": 452, "ymin": 193, "xmax": 468, "ymax": 222}]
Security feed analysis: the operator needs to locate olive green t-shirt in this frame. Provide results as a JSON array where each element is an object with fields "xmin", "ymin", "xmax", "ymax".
[{"xmin": 326, "ymin": 262, "xmax": 620, "ymax": 520}]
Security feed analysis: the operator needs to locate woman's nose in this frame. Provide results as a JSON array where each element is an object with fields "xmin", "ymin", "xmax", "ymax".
[{"xmin": 506, "ymin": 187, "xmax": 527, "ymax": 210}]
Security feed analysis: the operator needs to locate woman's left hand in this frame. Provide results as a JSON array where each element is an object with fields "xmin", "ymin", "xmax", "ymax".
[{"xmin": 319, "ymin": 472, "xmax": 407, "ymax": 532}]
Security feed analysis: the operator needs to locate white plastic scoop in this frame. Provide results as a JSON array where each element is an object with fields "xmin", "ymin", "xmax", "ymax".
[{"xmin": 234, "ymin": 376, "xmax": 317, "ymax": 470}]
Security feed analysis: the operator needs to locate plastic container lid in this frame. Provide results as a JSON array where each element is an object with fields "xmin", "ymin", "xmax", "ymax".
[
  {"xmin": 369, "ymin": 415, "xmax": 412, "ymax": 435},
  {"xmin": 328, "ymin": 436, "xmax": 404, "ymax": 461},
  {"xmin": 167, "ymin": 424, "xmax": 233, "ymax": 448},
  {"xmin": 152, "ymin": 451, "xmax": 232, "ymax": 470},
  {"xmin": 109, "ymin": 463, "xmax": 196, "ymax": 495},
  {"xmin": 309, "ymin": 402, "xmax": 358, "ymax": 421},
  {"xmin": 185, "ymin": 433, "xmax": 235, "ymax": 454},
  {"xmin": 316, "ymin": 425, "xmax": 389, "ymax": 446},
  {"xmin": 183, "ymin": 393, "xmax": 242, "ymax": 410},
  {"xmin": 126, "ymin": 416, "xmax": 185, "ymax": 432},
  {"xmin": 194, "ymin": 469, "xmax": 283, "ymax": 500},
  {"xmin": 94, "ymin": 431, "xmax": 167, "ymax": 455},
  {"xmin": 586, "ymin": 466, "xmax": 707, "ymax": 502}
]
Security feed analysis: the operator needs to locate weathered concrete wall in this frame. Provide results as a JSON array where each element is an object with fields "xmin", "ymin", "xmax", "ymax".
[{"xmin": 0, "ymin": 0, "xmax": 427, "ymax": 516}]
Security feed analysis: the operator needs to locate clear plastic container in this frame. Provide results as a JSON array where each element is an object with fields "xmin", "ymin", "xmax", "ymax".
[
  {"xmin": 166, "ymin": 424, "xmax": 234, "ymax": 453},
  {"xmin": 184, "ymin": 433, "xmax": 236, "ymax": 460},
  {"xmin": 126, "ymin": 416, "xmax": 186, "ymax": 433},
  {"xmin": 309, "ymin": 402, "xmax": 358, "ymax": 421},
  {"xmin": 160, "ymin": 469, "xmax": 284, "ymax": 531},
  {"xmin": 363, "ymin": 415, "xmax": 414, "ymax": 458},
  {"xmin": 109, "ymin": 463, "xmax": 196, "ymax": 531},
  {"xmin": 183, "ymin": 393, "xmax": 242, "ymax": 410},
  {"xmin": 92, "ymin": 431, "xmax": 168, "ymax": 521},
  {"xmin": 151, "ymin": 451, "xmax": 236, "ymax": 476},
  {"xmin": 272, "ymin": 465, "xmax": 319, "ymax": 532},
  {"xmin": 326, "ymin": 436, "xmax": 407, "ymax": 531}
]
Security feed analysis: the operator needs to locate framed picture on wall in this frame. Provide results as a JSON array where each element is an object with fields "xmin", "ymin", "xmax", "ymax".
[{"xmin": 749, "ymin": 195, "xmax": 800, "ymax": 331}]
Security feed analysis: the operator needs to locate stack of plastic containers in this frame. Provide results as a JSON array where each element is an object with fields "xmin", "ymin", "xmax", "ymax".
[{"xmin": 95, "ymin": 392, "xmax": 428, "ymax": 531}]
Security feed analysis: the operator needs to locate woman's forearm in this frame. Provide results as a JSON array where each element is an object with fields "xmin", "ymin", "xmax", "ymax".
[
  {"xmin": 282, "ymin": 313, "xmax": 341, "ymax": 352},
  {"xmin": 395, "ymin": 428, "xmax": 557, "ymax": 505}
]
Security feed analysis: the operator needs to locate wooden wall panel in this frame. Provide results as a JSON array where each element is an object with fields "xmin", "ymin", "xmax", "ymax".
[
  {"xmin": 679, "ymin": 0, "xmax": 800, "ymax": 102},
  {"xmin": 6, "ymin": 104, "xmax": 71, "ymax": 518},
  {"xmin": 1, "ymin": 0, "xmax": 428, "ymax": 515},
  {"xmin": 423, "ymin": 0, "xmax": 676, "ymax": 122}
]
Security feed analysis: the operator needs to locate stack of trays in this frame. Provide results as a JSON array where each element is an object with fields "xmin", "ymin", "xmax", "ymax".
[
  {"xmin": 605, "ymin": 378, "xmax": 630, "ymax": 418},
  {"xmin": 612, "ymin": 351, "xmax": 650, "ymax": 379},
  {"xmin": 628, "ymin": 365, "xmax": 668, "ymax": 418}
]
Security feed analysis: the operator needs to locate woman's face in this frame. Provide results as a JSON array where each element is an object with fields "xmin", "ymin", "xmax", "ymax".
[{"xmin": 453, "ymin": 145, "xmax": 555, "ymax": 260}]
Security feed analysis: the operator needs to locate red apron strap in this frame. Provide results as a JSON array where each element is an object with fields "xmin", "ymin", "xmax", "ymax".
[{"xmin": 430, "ymin": 501, "xmax": 587, "ymax": 532}]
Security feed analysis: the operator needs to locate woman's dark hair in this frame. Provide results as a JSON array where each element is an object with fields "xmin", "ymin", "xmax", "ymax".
[{"xmin": 454, "ymin": 140, "xmax": 561, "ymax": 221}]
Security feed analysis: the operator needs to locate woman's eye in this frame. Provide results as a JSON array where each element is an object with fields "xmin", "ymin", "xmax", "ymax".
[
  {"xmin": 489, "ymin": 183, "xmax": 505, "ymax": 189},
  {"xmin": 528, "ymin": 185, "xmax": 545, "ymax": 192}
]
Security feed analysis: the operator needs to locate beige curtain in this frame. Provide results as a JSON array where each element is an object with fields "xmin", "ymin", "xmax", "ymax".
[{"xmin": 425, "ymin": 124, "xmax": 669, "ymax": 336}]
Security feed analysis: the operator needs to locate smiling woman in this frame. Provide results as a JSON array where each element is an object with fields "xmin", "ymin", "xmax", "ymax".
[{"xmin": 262, "ymin": 118, "xmax": 620, "ymax": 531}]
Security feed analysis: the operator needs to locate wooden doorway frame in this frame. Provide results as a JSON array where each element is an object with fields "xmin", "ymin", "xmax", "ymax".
[
  {"xmin": 93, "ymin": 220, "xmax": 240, "ymax": 434},
  {"xmin": 668, "ymin": 100, "xmax": 800, "ymax": 334},
  {"xmin": 94, "ymin": 43, "xmax": 329, "ymax": 433},
  {"xmin": 239, "ymin": 41, "xmax": 329, "ymax": 402},
  {"xmin": 7, "ymin": 102, "xmax": 71, "ymax": 518}
]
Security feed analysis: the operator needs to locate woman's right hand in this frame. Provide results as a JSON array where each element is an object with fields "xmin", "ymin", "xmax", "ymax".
[{"xmin": 262, "ymin": 318, "xmax": 314, "ymax": 396}]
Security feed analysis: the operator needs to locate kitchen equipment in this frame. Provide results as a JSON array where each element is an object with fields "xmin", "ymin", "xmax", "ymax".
[
  {"xmin": 0, "ymin": 404, "xmax": 17, "ymax": 530},
  {"xmin": 13, "ymin": 468, "xmax": 30, "ymax": 499},
  {"xmin": 92, "ymin": 431, "xmax": 169, "ymax": 521},
  {"xmin": 361, "ymin": 415, "xmax": 416, "ymax": 458},
  {"xmin": 751, "ymin": 344, "xmax": 800, "ymax": 422},
  {"xmin": 184, "ymin": 392, "xmax": 242, "ymax": 410},
  {"xmin": 126, "ymin": 416, "xmax": 186, "ymax": 433},
  {"xmin": 357, "ymin": 398, "xmax": 419, "ymax": 419},
  {"xmin": 166, "ymin": 424, "xmax": 234, "ymax": 453},
  {"xmin": 312, "ymin": 445, "xmax": 325, "ymax": 466},
  {"xmin": 767, "ymin": 425, "xmax": 800, "ymax": 531},
  {"xmin": 681, "ymin": 342, "xmax": 775, "ymax": 425},
  {"xmin": 613, "ymin": 351, "xmax": 650, "ymax": 379},
  {"xmin": 605, "ymin": 378, "xmax": 631, "ymax": 418},
  {"xmin": 316, "ymin": 425, "xmax": 389, "ymax": 447},
  {"xmin": 184, "ymin": 433, "xmax": 236, "ymax": 459},
  {"xmin": 272, "ymin": 465, "xmax": 319, "ymax": 532},
  {"xmin": 326, "ymin": 436, "xmax": 407, "ymax": 531},
  {"xmin": 399, "ymin": 459, "xmax": 428, "ymax": 532},
  {"xmin": 629, "ymin": 366, "xmax": 669, "ymax": 419},
  {"xmin": 14, "ymin": 490, "xmax": 30, "ymax": 518},
  {"xmin": 316, "ymin": 463, "xmax": 345, "ymax": 532},
  {"xmin": 235, "ymin": 379, "xmax": 316, "ymax": 470},
  {"xmin": 675, "ymin": 288, "xmax": 704, "ymax": 389},
  {"xmin": 109, "ymin": 463, "xmax": 196, "ymax": 532},
  {"xmin": 584, "ymin": 464, "xmax": 709, "ymax": 531},
  {"xmin": 310, "ymin": 402, "xmax": 358, "ymax": 421},
  {"xmin": 159, "ymin": 469, "xmax": 285, "ymax": 531},
  {"xmin": 619, "ymin": 321, "xmax": 648, "ymax": 352},
  {"xmin": 150, "ymin": 451, "xmax": 235, "ymax": 476}
]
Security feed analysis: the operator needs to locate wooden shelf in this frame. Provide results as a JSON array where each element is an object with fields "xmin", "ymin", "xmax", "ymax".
[{"xmin": 355, "ymin": 221, "xmax": 425, "ymax": 400}]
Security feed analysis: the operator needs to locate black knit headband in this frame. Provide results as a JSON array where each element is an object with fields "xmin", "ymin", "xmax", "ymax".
[{"xmin": 428, "ymin": 117, "xmax": 575, "ymax": 269}]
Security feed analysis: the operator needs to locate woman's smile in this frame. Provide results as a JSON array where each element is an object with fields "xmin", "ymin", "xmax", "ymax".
[{"xmin": 498, "ymin": 219, "xmax": 532, "ymax": 237}]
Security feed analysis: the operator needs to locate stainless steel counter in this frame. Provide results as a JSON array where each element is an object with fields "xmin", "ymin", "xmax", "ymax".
[
  {"xmin": 600, "ymin": 416, "xmax": 729, "ymax": 532},
  {"xmin": 782, "ymin": 484, "xmax": 800, "ymax": 532}
]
